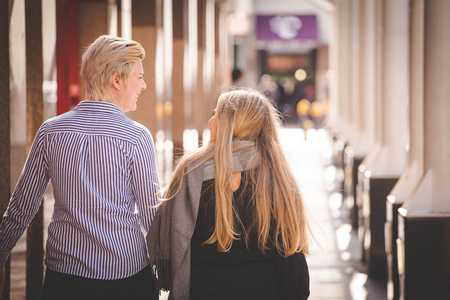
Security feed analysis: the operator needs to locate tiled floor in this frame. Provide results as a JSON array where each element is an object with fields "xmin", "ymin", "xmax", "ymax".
[
  {"xmin": 9, "ymin": 127, "xmax": 387, "ymax": 299},
  {"xmin": 280, "ymin": 128, "xmax": 386, "ymax": 300}
]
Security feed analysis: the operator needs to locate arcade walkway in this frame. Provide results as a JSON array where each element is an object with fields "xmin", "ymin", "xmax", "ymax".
[
  {"xmin": 279, "ymin": 128, "xmax": 386, "ymax": 300},
  {"xmin": 9, "ymin": 128, "xmax": 387, "ymax": 300}
]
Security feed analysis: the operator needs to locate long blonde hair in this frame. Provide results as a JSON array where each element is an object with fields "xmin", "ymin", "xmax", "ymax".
[{"xmin": 163, "ymin": 88, "xmax": 312, "ymax": 256}]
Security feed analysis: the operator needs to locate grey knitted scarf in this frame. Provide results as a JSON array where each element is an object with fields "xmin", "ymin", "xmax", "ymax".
[{"xmin": 147, "ymin": 141, "xmax": 258, "ymax": 293}]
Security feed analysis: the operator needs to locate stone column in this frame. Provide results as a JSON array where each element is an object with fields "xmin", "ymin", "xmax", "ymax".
[
  {"xmin": 195, "ymin": 0, "xmax": 207, "ymax": 145},
  {"xmin": 216, "ymin": 2, "xmax": 230, "ymax": 89},
  {"xmin": 397, "ymin": 2, "xmax": 450, "ymax": 298},
  {"xmin": 172, "ymin": 0, "xmax": 189, "ymax": 161},
  {"xmin": 42, "ymin": 0, "xmax": 57, "ymax": 120},
  {"xmin": 347, "ymin": 0, "xmax": 361, "ymax": 143},
  {"xmin": 360, "ymin": 0, "xmax": 377, "ymax": 150},
  {"xmin": 24, "ymin": 0, "xmax": 44, "ymax": 298},
  {"xmin": 128, "ymin": 0, "xmax": 158, "ymax": 135},
  {"xmin": 422, "ymin": 1, "xmax": 450, "ymax": 210},
  {"xmin": 152, "ymin": 0, "xmax": 167, "ymax": 179},
  {"xmin": 0, "ymin": 0, "xmax": 11, "ymax": 298},
  {"xmin": 343, "ymin": 0, "xmax": 365, "ymax": 230},
  {"xmin": 333, "ymin": 0, "xmax": 355, "ymax": 231},
  {"xmin": 121, "ymin": 0, "xmax": 132, "ymax": 39},
  {"xmin": 159, "ymin": 0, "xmax": 173, "ymax": 180},
  {"xmin": 385, "ymin": 1, "xmax": 425, "ymax": 299},
  {"xmin": 212, "ymin": 3, "xmax": 230, "ymax": 100},
  {"xmin": 203, "ymin": 0, "xmax": 215, "ymax": 123},
  {"xmin": 79, "ymin": 0, "xmax": 108, "ymax": 101},
  {"xmin": 327, "ymin": 0, "xmax": 338, "ymax": 131},
  {"xmin": 107, "ymin": 0, "xmax": 118, "ymax": 36},
  {"xmin": 8, "ymin": 0, "xmax": 28, "ymax": 296},
  {"xmin": 213, "ymin": 3, "xmax": 220, "ymax": 102},
  {"xmin": 360, "ymin": 0, "xmax": 409, "ymax": 279},
  {"xmin": 333, "ymin": 0, "xmax": 352, "ymax": 136},
  {"xmin": 356, "ymin": 0, "xmax": 384, "ymax": 265},
  {"xmin": 186, "ymin": 0, "xmax": 198, "ymax": 137},
  {"xmin": 56, "ymin": 0, "xmax": 80, "ymax": 114},
  {"xmin": 330, "ymin": 0, "xmax": 351, "ymax": 192}
]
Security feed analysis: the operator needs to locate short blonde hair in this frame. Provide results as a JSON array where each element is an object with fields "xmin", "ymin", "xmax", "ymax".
[{"xmin": 81, "ymin": 35, "xmax": 145, "ymax": 101}]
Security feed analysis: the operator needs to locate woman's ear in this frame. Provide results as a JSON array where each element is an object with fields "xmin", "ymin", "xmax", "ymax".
[{"xmin": 111, "ymin": 73, "xmax": 121, "ymax": 90}]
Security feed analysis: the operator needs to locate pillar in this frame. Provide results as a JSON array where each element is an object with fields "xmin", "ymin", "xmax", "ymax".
[
  {"xmin": 121, "ymin": 0, "xmax": 131, "ymax": 39},
  {"xmin": 0, "ymin": 0, "xmax": 11, "ymax": 297},
  {"xmin": 172, "ymin": 0, "xmax": 189, "ymax": 161},
  {"xmin": 213, "ymin": 3, "xmax": 229, "ymax": 100},
  {"xmin": 422, "ymin": 2, "xmax": 450, "ymax": 208},
  {"xmin": 333, "ymin": 0, "xmax": 352, "ymax": 136},
  {"xmin": 385, "ymin": 0, "xmax": 425, "ymax": 299},
  {"xmin": 397, "ymin": 1, "xmax": 450, "ymax": 297},
  {"xmin": 155, "ymin": 0, "xmax": 172, "ymax": 180},
  {"xmin": 128, "ymin": 0, "xmax": 158, "ymax": 135},
  {"xmin": 195, "ymin": 0, "xmax": 207, "ymax": 145},
  {"xmin": 158, "ymin": 0, "xmax": 174, "ymax": 179},
  {"xmin": 79, "ymin": 0, "xmax": 108, "ymax": 101},
  {"xmin": 359, "ymin": 0, "xmax": 409, "ymax": 280},
  {"xmin": 330, "ymin": 0, "xmax": 351, "ymax": 213},
  {"xmin": 326, "ymin": 0, "xmax": 338, "ymax": 131},
  {"xmin": 343, "ymin": 0, "xmax": 367, "ymax": 230},
  {"xmin": 107, "ymin": 0, "xmax": 118, "ymax": 36},
  {"xmin": 8, "ymin": 0, "xmax": 28, "ymax": 295},
  {"xmin": 56, "ymin": 0, "xmax": 80, "ymax": 114},
  {"xmin": 355, "ymin": 0, "xmax": 383, "ymax": 265},
  {"xmin": 217, "ymin": 2, "xmax": 230, "ymax": 89},
  {"xmin": 25, "ymin": 0, "xmax": 44, "ymax": 298},
  {"xmin": 203, "ymin": 0, "xmax": 215, "ymax": 125},
  {"xmin": 152, "ymin": 0, "xmax": 168, "ymax": 178},
  {"xmin": 213, "ymin": 3, "xmax": 220, "ymax": 101},
  {"xmin": 182, "ymin": 0, "xmax": 197, "ymax": 140},
  {"xmin": 42, "ymin": 0, "xmax": 57, "ymax": 120}
]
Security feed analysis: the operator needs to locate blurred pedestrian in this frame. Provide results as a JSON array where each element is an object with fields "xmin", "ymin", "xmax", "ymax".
[
  {"xmin": 258, "ymin": 74, "xmax": 281, "ymax": 108},
  {"xmin": 231, "ymin": 68, "xmax": 245, "ymax": 86}
]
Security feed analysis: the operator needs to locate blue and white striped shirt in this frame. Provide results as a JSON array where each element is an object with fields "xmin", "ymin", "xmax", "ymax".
[{"xmin": 0, "ymin": 101, "xmax": 160, "ymax": 279}]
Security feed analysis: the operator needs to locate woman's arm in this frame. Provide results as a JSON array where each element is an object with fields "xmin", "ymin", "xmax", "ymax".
[{"xmin": 276, "ymin": 251, "xmax": 310, "ymax": 299}]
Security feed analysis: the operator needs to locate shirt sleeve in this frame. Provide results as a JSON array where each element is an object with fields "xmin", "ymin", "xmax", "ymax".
[
  {"xmin": 276, "ymin": 251, "xmax": 310, "ymax": 300},
  {"xmin": 131, "ymin": 128, "xmax": 160, "ymax": 234},
  {"xmin": 0, "ymin": 125, "xmax": 50, "ymax": 267}
]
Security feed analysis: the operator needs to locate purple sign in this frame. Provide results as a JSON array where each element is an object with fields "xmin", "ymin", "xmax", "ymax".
[{"xmin": 256, "ymin": 14, "xmax": 317, "ymax": 42}]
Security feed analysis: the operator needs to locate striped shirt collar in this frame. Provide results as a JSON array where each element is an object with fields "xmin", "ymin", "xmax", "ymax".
[{"xmin": 74, "ymin": 100, "xmax": 124, "ymax": 114}]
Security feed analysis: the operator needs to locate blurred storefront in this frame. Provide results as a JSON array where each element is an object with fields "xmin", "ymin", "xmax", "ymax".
[{"xmin": 229, "ymin": 0, "xmax": 331, "ymax": 127}]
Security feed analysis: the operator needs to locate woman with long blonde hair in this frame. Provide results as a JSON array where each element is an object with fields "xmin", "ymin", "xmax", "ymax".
[{"xmin": 148, "ymin": 88, "xmax": 312, "ymax": 300}]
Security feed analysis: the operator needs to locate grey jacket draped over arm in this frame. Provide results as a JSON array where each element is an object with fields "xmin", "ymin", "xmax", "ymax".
[{"xmin": 147, "ymin": 142, "xmax": 258, "ymax": 300}]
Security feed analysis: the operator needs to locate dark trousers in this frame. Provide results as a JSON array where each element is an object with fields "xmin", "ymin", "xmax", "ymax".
[{"xmin": 41, "ymin": 265, "xmax": 158, "ymax": 300}]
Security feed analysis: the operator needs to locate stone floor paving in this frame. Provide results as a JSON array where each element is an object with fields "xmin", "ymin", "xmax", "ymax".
[
  {"xmin": 9, "ymin": 127, "xmax": 387, "ymax": 299},
  {"xmin": 280, "ymin": 128, "xmax": 386, "ymax": 300}
]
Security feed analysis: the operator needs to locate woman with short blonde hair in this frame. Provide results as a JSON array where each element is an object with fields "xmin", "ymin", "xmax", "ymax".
[
  {"xmin": 148, "ymin": 88, "xmax": 312, "ymax": 300},
  {"xmin": 81, "ymin": 35, "xmax": 145, "ymax": 102},
  {"xmin": 0, "ymin": 35, "xmax": 159, "ymax": 299}
]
